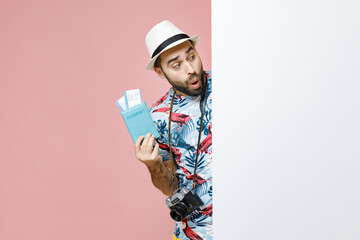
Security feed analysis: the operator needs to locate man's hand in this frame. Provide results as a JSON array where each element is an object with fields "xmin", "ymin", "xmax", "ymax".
[
  {"xmin": 134, "ymin": 133, "xmax": 162, "ymax": 167},
  {"xmin": 134, "ymin": 132, "xmax": 179, "ymax": 196}
]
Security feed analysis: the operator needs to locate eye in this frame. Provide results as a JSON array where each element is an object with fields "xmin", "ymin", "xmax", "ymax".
[
  {"xmin": 188, "ymin": 55, "xmax": 195, "ymax": 60},
  {"xmin": 173, "ymin": 63, "xmax": 181, "ymax": 69}
]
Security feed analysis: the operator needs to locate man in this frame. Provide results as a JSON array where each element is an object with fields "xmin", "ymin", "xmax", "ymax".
[{"xmin": 134, "ymin": 20, "xmax": 212, "ymax": 240}]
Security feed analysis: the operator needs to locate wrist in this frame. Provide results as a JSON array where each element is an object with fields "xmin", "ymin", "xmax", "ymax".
[{"xmin": 144, "ymin": 158, "xmax": 163, "ymax": 171}]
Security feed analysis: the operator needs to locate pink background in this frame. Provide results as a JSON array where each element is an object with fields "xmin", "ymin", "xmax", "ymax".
[{"xmin": 0, "ymin": 1, "xmax": 211, "ymax": 240}]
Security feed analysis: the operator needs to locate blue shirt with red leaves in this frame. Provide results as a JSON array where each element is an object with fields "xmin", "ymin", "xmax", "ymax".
[{"xmin": 150, "ymin": 71, "xmax": 212, "ymax": 240}]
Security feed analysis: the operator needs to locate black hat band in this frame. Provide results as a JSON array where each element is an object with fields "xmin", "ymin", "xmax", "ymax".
[{"xmin": 151, "ymin": 33, "xmax": 190, "ymax": 58}]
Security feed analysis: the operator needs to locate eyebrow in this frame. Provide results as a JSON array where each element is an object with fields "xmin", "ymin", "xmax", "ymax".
[
  {"xmin": 167, "ymin": 56, "xmax": 179, "ymax": 66},
  {"xmin": 167, "ymin": 46, "xmax": 194, "ymax": 66},
  {"xmin": 185, "ymin": 46, "xmax": 193, "ymax": 54}
]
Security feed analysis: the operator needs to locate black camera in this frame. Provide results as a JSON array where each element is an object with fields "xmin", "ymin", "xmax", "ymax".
[{"xmin": 166, "ymin": 187, "xmax": 204, "ymax": 221}]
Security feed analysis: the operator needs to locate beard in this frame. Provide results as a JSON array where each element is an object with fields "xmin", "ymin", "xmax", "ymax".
[{"xmin": 163, "ymin": 66, "xmax": 205, "ymax": 97}]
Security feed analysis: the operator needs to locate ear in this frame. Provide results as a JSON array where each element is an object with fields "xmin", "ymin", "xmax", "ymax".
[{"xmin": 154, "ymin": 67, "xmax": 165, "ymax": 79}]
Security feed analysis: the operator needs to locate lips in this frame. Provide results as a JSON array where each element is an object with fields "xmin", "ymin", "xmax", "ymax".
[
  {"xmin": 190, "ymin": 80, "xmax": 199, "ymax": 85},
  {"xmin": 188, "ymin": 74, "xmax": 201, "ymax": 89},
  {"xmin": 190, "ymin": 79, "xmax": 200, "ymax": 88},
  {"xmin": 189, "ymin": 76, "xmax": 199, "ymax": 84}
]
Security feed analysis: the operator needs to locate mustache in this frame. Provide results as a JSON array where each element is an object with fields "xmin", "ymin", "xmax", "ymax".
[{"xmin": 187, "ymin": 72, "xmax": 201, "ymax": 82}]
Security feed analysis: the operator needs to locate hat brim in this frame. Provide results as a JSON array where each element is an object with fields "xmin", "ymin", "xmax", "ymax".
[{"xmin": 146, "ymin": 35, "xmax": 200, "ymax": 71}]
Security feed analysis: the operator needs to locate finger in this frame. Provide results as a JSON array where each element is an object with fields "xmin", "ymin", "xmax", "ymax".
[
  {"xmin": 151, "ymin": 142, "xmax": 160, "ymax": 158},
  {"xmin": 134, "ymin": 135, "xmax": 144, "ymax": 153},
  {"xmin": 141, "ymin": 133, "xmax": 152, "ymax": 153},
  {"xmin": 146, "ymin": 135, "xmax": 155, "ymax": 153}
]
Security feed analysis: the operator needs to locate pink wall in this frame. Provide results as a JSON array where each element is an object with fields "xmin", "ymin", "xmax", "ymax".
[{"xmin": 0, "ymin": 1, "xmax": 211, "ymax": 240}]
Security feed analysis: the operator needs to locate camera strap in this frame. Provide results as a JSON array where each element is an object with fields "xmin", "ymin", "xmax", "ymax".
[
  {"xmin": 168, "ymin": 71, "xmax": 208, "ymax": 190},
  {"xmin": 168, "ymin": 91, "xmax": 176, "ymax": 186}
]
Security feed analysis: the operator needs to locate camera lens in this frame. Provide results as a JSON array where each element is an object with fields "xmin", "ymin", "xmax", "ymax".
[{"xmin": 170, "ymin": 203, "xmax": 187, "ymax": 221}]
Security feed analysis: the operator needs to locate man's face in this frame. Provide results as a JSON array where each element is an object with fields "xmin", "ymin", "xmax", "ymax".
[{"xmin": 154, "ymin": 41, "xmax": 204, "ymax": 97}]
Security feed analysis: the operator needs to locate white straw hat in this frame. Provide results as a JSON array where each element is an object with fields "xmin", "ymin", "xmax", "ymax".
[{"xmin": 145, "ymin": 20, "xmax": 200, "ymax": 71}]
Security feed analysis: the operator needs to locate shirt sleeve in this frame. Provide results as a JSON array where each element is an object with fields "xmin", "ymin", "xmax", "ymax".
[
  {"xmin": 158, "ymin": 145, "xmax": 171, "ymax": 162},
  {"xmin": 151, "ymin": 114, "xmax": 171, "ymax": 162},
  {"xmin": 150, "ymin": 96, "xmax": 172, "ymax": 162}
]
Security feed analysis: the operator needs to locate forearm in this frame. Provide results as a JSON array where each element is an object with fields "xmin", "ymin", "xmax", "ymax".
[
  {"xmin": 134, "ymin": 134, "xmax": 178, "ymax": 196},
  {"xmin": 146, "ymin": 160, "xmax": 179, "ymax": 196}
]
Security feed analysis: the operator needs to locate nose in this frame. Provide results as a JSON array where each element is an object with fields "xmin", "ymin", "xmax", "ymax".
[{"xmin": 184, "ymin": 61, "xmax": 195, "ymax": 75}]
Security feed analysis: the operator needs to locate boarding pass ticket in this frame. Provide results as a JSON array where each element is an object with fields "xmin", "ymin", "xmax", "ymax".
[
  {"xmin": 116, "ymin": 89, "xmax": 143, "ymax": 112},
  {"xmin": 116, "ymin": 96, "xmax": 127, "ymax": 111},
  {"xmin": 124, "ymin": 89, "xmax": 142, "ymax": 109}
]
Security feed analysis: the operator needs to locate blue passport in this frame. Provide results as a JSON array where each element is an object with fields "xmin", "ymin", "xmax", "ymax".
[{"xmin": 119, "ymin": 102, "xmax": 160, "ymax": 143}]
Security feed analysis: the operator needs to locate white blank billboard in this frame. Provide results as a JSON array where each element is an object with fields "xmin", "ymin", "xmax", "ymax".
[{"xmin": 212, "ymin": 0, "xmax": 360, "ymax": 239}]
